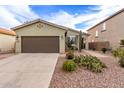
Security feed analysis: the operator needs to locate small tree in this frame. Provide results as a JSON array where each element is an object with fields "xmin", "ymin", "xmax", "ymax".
[
  {"xmin": 79, "ymin": 31, "xmax": 82, "ymax": 52},
  {"xmin": 120, "ymin": 39, "xmax": 124, "ymax": 45},
  {"xmin": 101, "ymin": 48, "xmax": 107, "ymax": 54}
]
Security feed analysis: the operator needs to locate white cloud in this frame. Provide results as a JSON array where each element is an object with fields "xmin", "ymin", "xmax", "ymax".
[
  {"xmin": 43, "ymin": 5, "xmax": 124, "ymax": 32},
  {"xmin": 0, "ymin": 5, "xmax": 123, "ymax": 32},
  {"xmin": 0, "ymin": 5, "xmax": 39, "ymax": 29},
  {"xmin": 84, "ymin": 5, "xmax": 124, "ymax": 30},
  {"xmin": 44, "ymin": 11, "xmax": 76, "ymax": 29}
]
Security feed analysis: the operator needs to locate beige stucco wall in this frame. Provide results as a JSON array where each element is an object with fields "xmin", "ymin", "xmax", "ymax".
[
  {"xmin": 67, "ymin": 30, "xmax": 79, "ymax": 36},
  {"xmin": 0, "ymin": 34, "xmax": 15, "ymax": 53},
  {"xmin": 14, "ymin": 22, "xmax": 79, "ymax": 53},
  {"xmin": 87, "ymin": 11, "xmax": 124, "ymax": 50}
]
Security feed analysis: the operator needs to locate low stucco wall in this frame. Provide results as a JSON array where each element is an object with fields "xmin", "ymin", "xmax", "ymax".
[{"xmin": 0, "ymin": 34, "xmax": 16, "ymax": 53}]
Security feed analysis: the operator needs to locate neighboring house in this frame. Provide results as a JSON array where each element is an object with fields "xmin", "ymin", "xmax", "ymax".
[
  {"xmin": 86, "ymin": 8, "xmax": 124, "ymax": 50},
  {"xmin": 11, "ymin": 19, "xmax": 87, "ymax": 53},
  {"xmin": 0, "ymin": 28, "xmax": 16, "ymax": 53}
]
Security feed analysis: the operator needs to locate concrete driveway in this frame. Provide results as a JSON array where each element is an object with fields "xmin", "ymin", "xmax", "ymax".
[{"xmin": 0, "ymin": 53, "xmax": 59, "ymax": 88}]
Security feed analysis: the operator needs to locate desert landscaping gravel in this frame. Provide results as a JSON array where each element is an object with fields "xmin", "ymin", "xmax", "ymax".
[{"xmin": 49, "ymin": 51, "xmax": 124, "ymax": 88}]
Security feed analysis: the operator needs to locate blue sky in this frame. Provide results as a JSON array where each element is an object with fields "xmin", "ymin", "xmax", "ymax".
[
  {"xmin": 30, "ymin": 5, "xmax": 100, "ymax": 15},
  {"xmin": 0, "ymin": 5, "xmax": 123, "ymax": 32}
]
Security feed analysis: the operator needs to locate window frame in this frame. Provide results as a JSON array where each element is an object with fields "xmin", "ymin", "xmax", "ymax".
[
  {"xmin": 95, "ymin": 30, "xmax": 98, "ymax": 38},
  {"xmin": 101, "ymin": 22, "xmax": 106, "ymax": 32}
]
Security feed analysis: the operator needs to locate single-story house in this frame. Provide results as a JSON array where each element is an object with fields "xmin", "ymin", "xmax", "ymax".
[
  {"xmin": 11, "ymin": 19, "xmax": 87, "ymax": 53},
  {"xmin": 0, "ymin": 27, "xmax": 16, "ymax": 53},
  {"xmin": 86, "ymin": 8, "xmax": 124, "ymax": 50}
]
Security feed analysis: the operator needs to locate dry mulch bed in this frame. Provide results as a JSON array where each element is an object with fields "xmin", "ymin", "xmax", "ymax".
[{"xmin": 49, "ymin": 52, "xmax": 124, "ymax": 88}]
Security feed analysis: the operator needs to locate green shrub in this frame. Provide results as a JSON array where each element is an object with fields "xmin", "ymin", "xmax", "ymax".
[
  {"xmin": 80, "ymin": 55, "xmax": 91, "ymax": 67},
  {"xmin": 68, "ymin": 45, "xmax": 78, "ymax": 51},
  {"xmin": 93, "ymin": 48, "xmax": 96, "ymax": 51},
  {"xmin": 120, "ymin": 39, "xmax": 124, "ymax": 45},
  {"xmin": 91, "ymin": 62, "xmax": 102, "ymax": 72},
  {"xmin": 68, "ymin": 46, "xmax": 74, "ymax": 50},
  {"xmin": 101, "ymin": 48, "xmax": 107, "ymax": 53},
  {"xmin": 73, "ymin": 55, "xmax": 106, "ymax": 73},
  {"xmin": 66, "ymin": 51, "xmax": 74, "ymax": 59},
  {"xmin": 112, "ymin": 48, "xmax": 124, "ymax": 58},
  {"xmin": 101, "ymin": 62, "xmax": 107, "ymax": 68},
  {"xmin": 118, "ymin": 57, "xmax": 124, "ymax": 67},
  {"xmin": 73, "ymin": 56, "xmax": 80, "ymax": 64},
  {"xmin": 112, "ymin": 49, "xmax": 118, "ymax": 58},
  {"xmin": 63, "ymin": 60, "xmax": 77, "ymax": 71},
  {"xmin": 112, "ymin": 48, "xmax": 124, "ymax": 68}
]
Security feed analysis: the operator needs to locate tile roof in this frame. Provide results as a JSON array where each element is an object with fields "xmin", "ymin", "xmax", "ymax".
[{"xmin": 0, "ymin": 27, "xmax": 16, "ymax": 36}]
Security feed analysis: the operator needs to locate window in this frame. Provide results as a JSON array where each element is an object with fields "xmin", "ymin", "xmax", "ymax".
[
  {"xmin": 102, "ymin": 22, "xmax": 106, "ymax": 31},
  {"xmin": 68, "ymin": 36, "xmax": 76, "ymax": 45},
  {"xmin": 95, "ymin": 30, "xmax": 98, "ymax": 37}
]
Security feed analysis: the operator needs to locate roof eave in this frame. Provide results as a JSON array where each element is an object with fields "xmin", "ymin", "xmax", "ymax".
[{"xmin": 11, "ymin": 18, "xmax": 80, "ymax": 34}]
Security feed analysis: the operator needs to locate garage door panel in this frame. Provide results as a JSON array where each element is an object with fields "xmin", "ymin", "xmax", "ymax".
[{"xmin": 21, "ymin": 36, "xmax": 59, "ymax": 53}]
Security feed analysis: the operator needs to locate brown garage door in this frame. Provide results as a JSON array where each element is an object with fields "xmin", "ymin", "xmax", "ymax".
[{"xmin": 21, "ymin": 36, "xmax": 59, "ymax": 53}]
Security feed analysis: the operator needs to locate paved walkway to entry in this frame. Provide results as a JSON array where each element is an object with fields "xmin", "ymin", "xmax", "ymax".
[
  {"xmin": 0, "ymin": 53, "xmax": 59, "ymax": 88},
  {"xmin": 83, "ymin": 50, "xmax": 109, "ymax": 57}
]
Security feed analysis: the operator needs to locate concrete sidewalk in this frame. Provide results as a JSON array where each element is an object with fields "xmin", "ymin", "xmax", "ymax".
[
  {"xmin": 0, "ymin": 53, "xmax": 59, "ymax": 88},
  {"xmin": 83, "ymin": 50, "xmax": 109, "ymax": 57}
]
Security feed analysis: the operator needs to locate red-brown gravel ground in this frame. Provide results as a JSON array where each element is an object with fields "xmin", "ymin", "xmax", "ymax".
[{"xmin": 49, "ymin": 51, "xmax": 124, "ymax": 88}]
